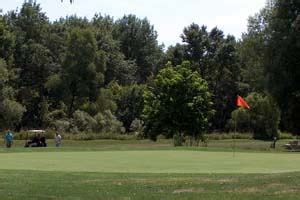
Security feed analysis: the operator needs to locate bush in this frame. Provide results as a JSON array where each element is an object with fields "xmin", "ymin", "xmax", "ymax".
[
  {"xmin": 116, "ymin": 84, "xmax": 145, "ymax": 131},
  {"xmin": 207, "ymin": 132, "xmax": 252, "ymax": 140},
  {"xmin": 94, "ymin": 110, "xmax": 125, "ymax": 134},
  {"xmin": 130, "ymin": 118, "xmax": 144, "ymax": 138},
  {"xmin": 52, "ymin": 119, "xmax": 71, "ymax": 132},
  {"xmin": 0, "ymin": 99, "xmax": 26, "ymax": 129},
  {"xmin": 278, "ymin": 131, "xmax": 294, "ymax": 140},
  {"xmin": 72, "ymin": 110, "xmax": 97, "ymax": 133},
  {"xmin": 54, "ymin": 132, "xmax": 135, "ymax": 140},
  {"xmin": 228, "ymin": 93, "xmax": 280, "ymax": 140},
  {"xmin": 173, "ymin": 133, "xmax": 184, "ymax": 146}
]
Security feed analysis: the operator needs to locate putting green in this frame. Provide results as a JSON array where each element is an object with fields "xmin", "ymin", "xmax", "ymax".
[{"xmin": 0, "ymin": 150, "xmax": 299, "ymax": 173}]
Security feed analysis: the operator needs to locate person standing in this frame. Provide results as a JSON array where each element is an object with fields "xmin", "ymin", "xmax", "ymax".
[
  {"xmin": 4, "ymin": 130, "xmax": 14, "ymax": 148},
  {"xmin": 55, "ymin": 132, "xmax": 62, "ymax": 147}
]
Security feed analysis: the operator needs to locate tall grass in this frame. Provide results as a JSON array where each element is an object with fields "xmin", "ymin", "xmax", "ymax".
[
  {"xmin": 12, "ymin": 130, "xmax": 136, "ymax": 141},
  {"xmin": 7, "ymin": 130, "xmax": 295, "ymax": 141}
]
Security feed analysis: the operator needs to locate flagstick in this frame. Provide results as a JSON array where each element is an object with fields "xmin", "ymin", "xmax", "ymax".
[{"xmin": 233, "ymin": 118, "xmax": 236, "ymax": 158}]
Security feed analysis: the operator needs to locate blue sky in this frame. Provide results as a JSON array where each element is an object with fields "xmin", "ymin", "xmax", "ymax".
[{"xmin": 1, "ymin": 0, "xmax": 266, "ymax": 47}]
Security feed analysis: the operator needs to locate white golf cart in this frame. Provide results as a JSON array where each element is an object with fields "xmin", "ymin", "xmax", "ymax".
[{"xmin": 24, "ymin": 130, "xmax": 47, "ymax": 147}]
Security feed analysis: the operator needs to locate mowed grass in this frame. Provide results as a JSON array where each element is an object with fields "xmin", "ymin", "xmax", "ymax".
[
  {"xmin": 0, "ymin": 139, "xmax": 300, "ymax": 199},
  {"xmin": 0, "ymin": 150, "xmax": 300, "ymax": 173},
  {"xmin": 1, "ymin": 170, "xmax": 300, "ymax": 200}
]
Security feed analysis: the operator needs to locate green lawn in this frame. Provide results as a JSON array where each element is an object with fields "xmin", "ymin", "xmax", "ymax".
[
  {"xmin": 0, "ymin": 150, "xmax": 299, "ymax": 173},
  {"xmin": 1, "ymin": 170, "xmax": 300, "ymax": 200},
  {"xmin": 0, "ymin": 139, "xmax": 299, "ymax": 199}
]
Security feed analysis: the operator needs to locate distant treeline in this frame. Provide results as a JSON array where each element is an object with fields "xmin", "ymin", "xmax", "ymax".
[{"xmin": 0, "ymin": 0, "xmax": 299, "ymax": 139}]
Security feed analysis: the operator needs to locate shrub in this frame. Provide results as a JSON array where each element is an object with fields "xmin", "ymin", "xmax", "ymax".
[
  {"xmin": 130, "ymin": 118, "xmax": 144, "ymax": 139},
  {"xmin": 173, "ymin": 133, "xmax": 184, "ymax": 146},
  {"xmin": 94, "ymin": 110, "xmax": 125, "ymax": 134},
  {"xmin": 116, "ymin": 84, "xmax": 145, "ymax": 131},
  {"xmin": 278, "ymin": 131, "xmax": 294, "ymax": 140},
  {"xmin": 0, "ymin": 99, "xmax": 26, "ymax": 129},
  {"xmin": 229, "ymin": 93, "xmax": 280, "ymax": 140},
  {"xmin": 207, "ymin": 132, "xmax": 252, "ymax": 140},
  {"xmin": 52, "ymin": 119, "xmax": 71, "ymax": 132},
  {"xmin": 72, "ymin": 110, "xmax": 97, "ymax": 133}
]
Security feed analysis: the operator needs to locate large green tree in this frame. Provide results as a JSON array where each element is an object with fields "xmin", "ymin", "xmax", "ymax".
[
  {"xmin": 143, "ymin": 61, "xmax": 214, "ymax": 143},
  {"xmin": 264, "ymin": 0, "xmax": 300, "ymax": 133},
  {"xmin": 61, "ymin": 28, "xmax": 103, "ymax": 117},
  {"xmin": 237, "ymin": 7, "xmax": 272, "ymax": 94},
  {"xmin": 113, "ymin": 15, "xmax": 164, "ymax": 83},
  {"xmin": 0, "ymin": 59, "xmax": 25, "ymax": 130},
  {"xmin": 168, "ymin": 25, "xmax": 241, "ymax": 130},
  {"xmin": 5, "ymin": 2, "xmax": 53, "ymax": 128},
  {"xmin": 116, "ymin": 84, "xmax": 146, "ymax": 131}
]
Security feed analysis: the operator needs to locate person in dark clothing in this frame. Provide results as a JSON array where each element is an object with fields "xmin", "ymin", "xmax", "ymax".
[
  {"xmin": 40, "ymin": 135, "xmax": 47, "ymax": 147},
  {"xmin": 25, "ymin": 134, "xmax": 41, "ymax": 147}
]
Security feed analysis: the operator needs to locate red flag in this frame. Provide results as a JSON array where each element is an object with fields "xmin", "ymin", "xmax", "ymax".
[{"xmin": 236, "ymin": 95, "xmax": 250, "ymax": 109}]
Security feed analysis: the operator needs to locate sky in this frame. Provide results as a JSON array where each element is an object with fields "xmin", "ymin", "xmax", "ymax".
[{"xmin": 0, "ymin": 0, "xmax": 266, "ymax": 47}]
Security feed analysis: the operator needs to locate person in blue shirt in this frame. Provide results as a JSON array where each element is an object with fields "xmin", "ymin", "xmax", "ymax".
[{"xmin": 5, "ymin": 130, "xmax": 14, "ymax": 148}]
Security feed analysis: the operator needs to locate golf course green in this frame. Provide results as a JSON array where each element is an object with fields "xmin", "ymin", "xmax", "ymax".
[
  {"xmin": 1, "ymin": 140, "xmax": 300, "ymax": 199},
  {"xmin": 0, "ymin": 150, "xmax": 299, "ymax": 173}
]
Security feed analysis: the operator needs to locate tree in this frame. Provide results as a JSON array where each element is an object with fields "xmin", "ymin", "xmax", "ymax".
[
  {"xmin": 5, "ymin": 2, "xmax": 53, "ymax": 128},
  {"xmin": 263, "ymin": 0, "xmax": 300, "ymax": 134},
  {"xmin": 166, "ymin": 43, "xmax": 185, "ymax": 67},
  {"xmin": 116, "ymin": 84, "xmax": 146, "ymax": 131},
  {"xmin": 104, "ymin": 52, "xmax": 137, "ymax": 85},
  {"xmin": 113, "ymin": 15, "xmax": 164, "ymax": 83},
  {"xmin": 143, "ymin": 61, "xmax": 214, "ymax": 144},
  {"xmin": 238, "ymin": 6, "xmax": 273, "ymax": 94},
  {"xmin": 17, "ymin": 42, "xmax": 52, "ymax": 127},
  {"xmin": 0, "ymin": 59, "xmax": 25, "ymax": 129},
  {"xmin": 175, "ymin": 24, "xmax": 241, "ymax": 130},
  {"xmin": 0, "ymin": 99, "xmax": 26, "ymax": 129},
  {"xmin": 0, "ymin": 15, "xmax": 15, "ymax": 65},
  {"xmin": 61, "ymin": 28, "xmax": 103, "ymax": 117},
  {"xmin": 229, "ymin": 93, "xmax": 280, "ymax": 140}
]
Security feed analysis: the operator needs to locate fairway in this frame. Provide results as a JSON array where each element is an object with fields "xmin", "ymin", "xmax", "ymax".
[{"xmin": 1, "ymin": 150, "xmax": 299, "ymax": 173}]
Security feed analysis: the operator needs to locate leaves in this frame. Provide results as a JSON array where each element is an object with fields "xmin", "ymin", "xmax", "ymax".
[{"xmin": 143, "ymin": 61, "xmax": 214, "ymax": 141}]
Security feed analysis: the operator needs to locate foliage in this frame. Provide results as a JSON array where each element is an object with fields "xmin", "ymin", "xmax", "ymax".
[
  {"xmin": 129, "ymin": 118, "xmax": 144, "ymax": 138},
  {"xmin": 167, "ymin": 25, "xmax": 241, "ymax": 130},
  {"xmin": 229, "ymin": 93, "xmax": 280, "ymax": 140},
  {"xmin": 61, "ymin": 28, "xmax": 103, "ymax": 117},
  {"xmin": 0, "ymin": 59, "xmax": 25, "ymax": 130},
  {"xmin": 94, "ymin": 110, "xmax": 125, "ymax": 134},
  {"xmin": 116, "ymin": 84, "xmax": 146, "ymax": 131},
  {"xmin": 72, "ymin": 110, "xmax": 96, "ymax": 133},
  {"xmin": 263, "ymin": 0, "xmax": 300, "ymax": 134},
  {"xmin": 0, "ymin": 99, "xmax": 26, "ymax": 129},
  {"xmin": 143, "ymin": 61, "xmax": 214, "ymax": 144},
  {"xmin": 237, "ymin": 7, "xmax": 272, "ymax": 94},
  {"xmin": 0, "ymin": 1, "xmax": 298, "ymax": 136},
  {"xmin": 113, "ymin": 14, "xmax": 164, "ymax": 83},
  {"xmin": 0, "ymin": 15, "xmax": 15, "ymax": 64},
  {"xmin": 81, "ymin": 88, "xmax": 117, "ymax": 116}
]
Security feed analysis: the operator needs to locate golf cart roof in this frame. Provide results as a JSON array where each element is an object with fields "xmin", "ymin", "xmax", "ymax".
[{"xmin": 28, "ymin": 130, "xmax": 46, "ymax": 133}]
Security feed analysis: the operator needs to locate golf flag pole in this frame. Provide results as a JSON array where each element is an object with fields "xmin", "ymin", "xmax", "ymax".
[
  {"xmin": 234, "ymin": 115, "xmax": 236, "ymax": 157},
  {"xmin": 233, "ymin": 95, "xmax": 250, "ymax": 157}
]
